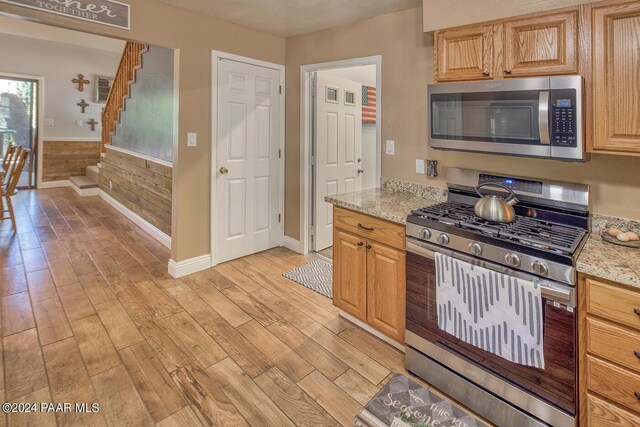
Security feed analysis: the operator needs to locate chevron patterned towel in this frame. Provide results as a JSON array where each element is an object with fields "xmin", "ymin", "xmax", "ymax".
[
  {"xmin": 435, "ymin": 253, "xmax": 544, "ymax": 369},
  {"xmin": 282, "ymin": 259, "xmax": 332, "ymax": 298}
]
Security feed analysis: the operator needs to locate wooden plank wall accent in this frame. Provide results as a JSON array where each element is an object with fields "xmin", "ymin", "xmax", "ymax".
[
  {"xmin": 99, "ymin": 148, "xmax": 172, "ymax": 236},
  {"xmin": 42, "ymin": 140, "xmax": 102, "ymax": 182}
]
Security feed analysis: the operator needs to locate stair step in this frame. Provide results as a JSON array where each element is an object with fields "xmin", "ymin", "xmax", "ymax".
[
  {"xmin": 86, "ymin": 165, "xmax": 99, "ymax": 182},
  {"xmin": 69, "ymin": 175, "xmax": 98, "ymax": 190}
]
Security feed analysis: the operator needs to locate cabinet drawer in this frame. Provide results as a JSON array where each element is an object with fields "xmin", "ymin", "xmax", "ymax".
[
  {"xmin": 587, "ymin": 394, "xmax": 640, "ymax": 427},
  {"xmin": 587, "ymin": 355, "xmax": 640, "ymax": 414},
  {"xmin": 333, "ymin": 207, "xmax": 405, "ymax": 250},
  {"xmin": 586, "ymin": 278, "xmax": 640, "ymax": 331},
  {"xmin": 587, "ymin": 317, "xmax": 640, "ymax": 374}
]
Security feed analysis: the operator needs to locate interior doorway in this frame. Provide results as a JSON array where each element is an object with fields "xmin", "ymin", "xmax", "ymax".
[
  {"xmin": 300, "ymin": 57, "xmax": 381, "ymax": 260},
  {"xmin": 0, "ymin": 75, "xmax": 40, "ymax": 188}
]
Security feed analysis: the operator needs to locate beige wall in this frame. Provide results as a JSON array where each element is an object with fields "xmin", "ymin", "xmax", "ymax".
[
  {"xmin": 0, "ymin": 0, "xmax": 285, "ymax": 261},
  {"xmin": 422, "ymin": 0, "xmax": 595, "ymax": 31},
  {"xmin": 285, "ymin": 6, "xmax": 640, "ymax": 240}
]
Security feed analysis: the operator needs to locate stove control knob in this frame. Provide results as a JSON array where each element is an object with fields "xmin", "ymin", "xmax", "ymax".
[
  {"xmin": 532, "ymin": 261, "xmax": 549, "ymax": 276},
  {"xmin": 505, "ymin": 253, "xmax": 521, "ymax": 267},
  {"xmin": 468, "ymin": 242, "xmax": 483, "ymax": 256},
  {"xmin": 419, "ymin": 228, "xmax": 432, "ymax": 240},
  {"xmin": 437, "ymin": 233, "xmax": 450, "ymax": 245}
]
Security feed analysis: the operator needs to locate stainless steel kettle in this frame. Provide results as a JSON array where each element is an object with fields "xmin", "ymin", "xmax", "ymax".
[{"xmin": 474, "ymin": 182, "xmax": 519, "ymax": 223}]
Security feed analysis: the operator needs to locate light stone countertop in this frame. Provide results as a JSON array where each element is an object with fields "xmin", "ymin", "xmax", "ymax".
[
  {"xmin": 325, "ymin": 188, "xmax": 441, "ymax": 225},
  {"xmin": 577, "ymin": 236, "xmax": 640, "ymax": 289},
  {"xmin": 324, "ymin": 182, "xmax": 640, "ymax": 289}
]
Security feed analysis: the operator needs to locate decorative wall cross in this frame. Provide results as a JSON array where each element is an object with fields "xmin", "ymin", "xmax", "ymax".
[
  {"xmin": 87, "ymin": 119, "xmax": 99, "ymax": 131},
  {"xmin": 72, "ymin": 74, "xmax": 90, "ymax": 92},
  {"xmin": 77, "ymin": 99, "xmax": 89, "ymax": 113}
]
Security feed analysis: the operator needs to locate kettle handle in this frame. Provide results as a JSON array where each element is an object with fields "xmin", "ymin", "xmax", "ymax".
[{"xmin": 476, "ymin": 182, "xmax": 519, "ymax": 203}]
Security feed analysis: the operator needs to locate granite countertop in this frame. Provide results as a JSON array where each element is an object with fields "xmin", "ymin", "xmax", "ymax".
[
  {"xmin": 325, "ymin": 181, "xmax": 640, "ymax": 289},
  {"xmin": 325, "ymin": 188, "xmax": 441, "ymax": 224},
  {"xmin": 577, "ymin": 236, "xmax": 640, "ymax": 289}
]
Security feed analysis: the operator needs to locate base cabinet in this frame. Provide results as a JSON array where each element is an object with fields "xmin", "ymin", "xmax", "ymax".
[
  {"xmin": 332, "ymin": 207, "xmax": 406, "ymax": 343},
  {"xmin": 579, "ymin": 275, "xmax": 640, "ymax": 426}
]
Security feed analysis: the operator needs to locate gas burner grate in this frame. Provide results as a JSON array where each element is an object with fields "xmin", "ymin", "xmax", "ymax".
[{"xmin": 410, "ymin": 201, "xmax": 587, "ymax": 255}]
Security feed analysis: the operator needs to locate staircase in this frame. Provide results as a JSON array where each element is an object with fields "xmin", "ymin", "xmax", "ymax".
[
  {"xmin": 69, "ymin": 42, "xmax": 148, "ymax": 197},
  {"xmin": 69, "ymin": 165, "xmax": 100, "ymax": 196}
]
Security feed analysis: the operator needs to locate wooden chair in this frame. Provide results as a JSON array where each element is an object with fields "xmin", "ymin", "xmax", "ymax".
[
  {"xmin": 2, "ymin": 145, "xmax": 21, "ymax": 186},
  {"xmin": 1, "ymin": 148, "xmax": 29, "ymax": 232}
]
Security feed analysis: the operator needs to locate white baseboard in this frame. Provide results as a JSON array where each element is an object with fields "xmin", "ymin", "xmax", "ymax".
[
  {"xmin": 99, "ymin": 190, "xmax": 171, "ymax": 249},
  {"xmin": 39, "ymin": 180, "xmax": 71, "ymax": 189},
  {"xmin": 72, "ymin": 184, "xmax": 100, "ymax": 197},
  {"xmin": 339, "ymin": 310, "xmax": 406, "ymax": 352},
  {"xmin": 168, "ymin": 254, "xmax": 213, "ymax": 278},
  {"xmin": 283, "ymin": 235, "xmax": 303, "ymax": 254}
]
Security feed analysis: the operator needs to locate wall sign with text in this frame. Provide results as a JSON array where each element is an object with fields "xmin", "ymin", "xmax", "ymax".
[{"xmin": 0, "ymin": 0, "xmax": 130, "ymax": 29}]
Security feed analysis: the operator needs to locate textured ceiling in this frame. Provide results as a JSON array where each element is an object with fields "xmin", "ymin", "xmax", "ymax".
[{"xmin": 154, "ymin": 0, "xmax": 422, "ymax": 37}]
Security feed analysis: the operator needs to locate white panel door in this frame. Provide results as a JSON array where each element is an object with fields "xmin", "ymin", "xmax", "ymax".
[
  {"xmin": 215, "ymin": 58, "xmax": 281, "ymax": 263},
  {"xmin": 314, "ymin": 72, "xmax": 363, "ymax": 251}
]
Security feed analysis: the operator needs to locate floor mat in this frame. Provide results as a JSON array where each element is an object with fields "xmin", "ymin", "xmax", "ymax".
[
  {"xmin": 355, "ymin": 373, "xmax": 488, "ymax": 427},
  {"xmin": 282, "ymin": 259, "xmax": 332, "ymax": 298}
]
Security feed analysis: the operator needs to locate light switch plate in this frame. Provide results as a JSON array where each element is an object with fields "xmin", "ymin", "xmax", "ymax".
[
  {"xmin": 187, "ymin": 133, "xmax": 197, "ymax": 147},
  {"xmin": 76, "ymin": 120, "xmax": 83, "ymax": 127},
  {"xmin": 416, "ymin": 159, "xmax": 425, "ymax": 174},
  {"xmin": 44, "ymin": 118, "xmax": 55, "ymax": 127},
  {"xmin": 385, "ymin": 140, "xmax": 395, "ymax": 155}
]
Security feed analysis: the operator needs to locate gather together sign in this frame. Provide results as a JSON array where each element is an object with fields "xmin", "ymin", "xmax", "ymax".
[{"xmin": 0, "ymin": 0, "xmax": 130, "ymax": 29}]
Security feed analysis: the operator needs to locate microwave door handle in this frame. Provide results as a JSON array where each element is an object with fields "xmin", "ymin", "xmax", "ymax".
[{"xmin": 538, "ymin": 91, "xmax": 550, "ymax": 145}]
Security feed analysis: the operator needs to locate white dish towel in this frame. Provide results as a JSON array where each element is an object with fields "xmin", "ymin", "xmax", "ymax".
[{"xmin": 435, "ymin": 253, "xmax": 545, "ymax": 369}]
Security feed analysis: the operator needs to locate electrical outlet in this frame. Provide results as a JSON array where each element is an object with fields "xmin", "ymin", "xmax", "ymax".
[
  {"xmin": 385, "ymin": 140, "xmax": 395, "ymax": 155},
  {"xmin": 76, "ymin": 120, "xmax": 83, "ymax": 127},
  {"xmin": 187, "ymin": 133, "xmax": 197, "ymax": 147},
  {"xmin": 416, "ymin": 159, "xmax": 425, "ymax": 174},
  {"xmin": 44, "ymin": 118, "xmax": 55, "ymax": 127}
]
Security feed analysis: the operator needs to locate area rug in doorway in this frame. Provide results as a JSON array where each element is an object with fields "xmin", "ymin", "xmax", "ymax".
[
  {"xmin": 282, "ymin": 259, "xmax": 332, "ymax": 298},
  {"xmin": 355, "ymin": 373, "xmax": 488, "ymax": 427}
]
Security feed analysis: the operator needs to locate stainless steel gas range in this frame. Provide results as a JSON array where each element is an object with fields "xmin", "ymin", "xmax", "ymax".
[{"xmin": 404, "ymin": 168, "xmax": 590, "ymax": 427}]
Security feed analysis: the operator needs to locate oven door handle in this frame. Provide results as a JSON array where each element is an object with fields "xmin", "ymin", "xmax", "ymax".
[{"xmin": 406, "ymin": 238, "xmax": 573, "ymax": 305}]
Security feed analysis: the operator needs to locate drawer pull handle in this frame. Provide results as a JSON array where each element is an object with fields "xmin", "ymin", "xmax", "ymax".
[
  {"xmin": 357, "ymin": 241, "xmax": 364, "ymax": 247},
  {"xmin": 357, "ymin": 223, "xmax": 374, "ymax": 232},
  {"xmin": 635, "ymin": 351, "xmax": 640, "ymax": 359},
  {"xmin": 635, "ymin": 391, "xmax": 640, "ymax": 400},
  {"xmin": 366, "ymin": 244, "xmax": 372, "ymax": 250},
  {"xmin": 634, "ymin": 308, "xmax": 640, "ymax": 316}
]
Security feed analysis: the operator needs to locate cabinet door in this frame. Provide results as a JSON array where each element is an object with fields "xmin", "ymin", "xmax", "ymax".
[
  {"xmin": 333, "ymin": 229, "xmax": 367, "ymax": 320},
  {"xmin": 435, "ymin": 24, "xmax": 493, "ymax": 81},
  {"xmin": 366, "ymin": 241, "xmax": 406, "ymax": 342},
  {"xmin": 592, "ymin": 2, "xmax": 640, "ymax": 153},
  {"xmin": 503, "ymin": 10, "xmax": 578, "ymax": 77}
]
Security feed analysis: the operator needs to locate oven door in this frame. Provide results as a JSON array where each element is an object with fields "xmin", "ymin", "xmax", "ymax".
[
  {"xmin": 428, "ymin": 77, "xmax": 552, "ymax": 158},
  {"xmin": 405, "ymin": 237, "xmax": 576, "ymax": 427}
]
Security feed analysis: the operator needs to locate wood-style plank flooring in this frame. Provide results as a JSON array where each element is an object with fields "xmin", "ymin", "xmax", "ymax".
[{"xmin": 0, "ymin": 188, "xmax": 487, "ymax": 426}]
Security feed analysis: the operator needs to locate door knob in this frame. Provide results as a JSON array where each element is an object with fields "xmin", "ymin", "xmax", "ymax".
[
  {"xmin": 219, "ymin": 167, "xmax": 229, "ymax": 175},
  {"xmin": 357, "ymin": 169, "xmax": 364, "ymax": 174}
]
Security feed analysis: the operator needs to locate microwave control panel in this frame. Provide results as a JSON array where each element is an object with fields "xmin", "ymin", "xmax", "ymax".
[{"xmin": 550, "ymin": 89, "xmax": 577, "ymax": 147}]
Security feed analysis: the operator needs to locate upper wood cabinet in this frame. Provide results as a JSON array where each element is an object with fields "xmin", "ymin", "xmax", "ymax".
[
  {"xmin": 591, "ymin": 1, "xmax": 640, "ymax": 154},
  {"xmin": 435, "ymin": 24, "xmax": 494, "ymax": 81},
  {"xmin": 502, "ymin": 10, "xmax": 578, "ymax": 77},
  {"xmin": 434, "ymin": 9, "xmax": 579, "ymax": 82}
]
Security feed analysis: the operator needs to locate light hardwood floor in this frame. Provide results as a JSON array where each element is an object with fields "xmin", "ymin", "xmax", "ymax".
[{"xmin": 0, "ymin": 188, "xmax": 486, "ymax": 426}]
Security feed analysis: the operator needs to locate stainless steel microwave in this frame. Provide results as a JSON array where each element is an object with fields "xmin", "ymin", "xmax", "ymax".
[{"xmin": 428, "ymin": 76, "xmax": 586, "ymax": 161}]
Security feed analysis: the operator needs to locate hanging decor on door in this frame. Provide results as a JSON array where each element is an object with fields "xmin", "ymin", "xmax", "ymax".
[
  {"xmin": 362, "ymin": 85, "xmax": 377, "ymax": 124},
  {"xmin": 0, "ymin": 0, "xmax": 131, "ymax": 30}
]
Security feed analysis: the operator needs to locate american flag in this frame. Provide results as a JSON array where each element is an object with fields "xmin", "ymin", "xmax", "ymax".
[{"xmin": 362, "ymin": 85, "xmax": 376, "ymax": 124}]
